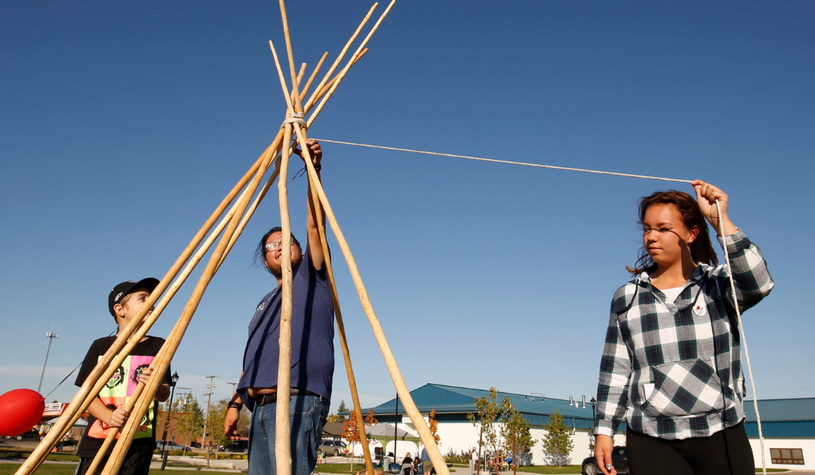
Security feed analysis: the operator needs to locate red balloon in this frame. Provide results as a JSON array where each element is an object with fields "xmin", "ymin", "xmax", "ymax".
[{"xmin": 0, "ymin": 389, "xmax": 45, "ymax": 436}]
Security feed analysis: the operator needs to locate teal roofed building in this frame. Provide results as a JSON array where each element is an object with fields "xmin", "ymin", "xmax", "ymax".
[
  {"xmin": 362, "ymin": 383, "xmax": 625, "ymax": 465},
  {"xmin": 743, "ymin": 398, "xmax": 815, "ymax": 470},
  {"xmin": 358, "ymin": 384, "xmax": 815, "ymax": 469}
]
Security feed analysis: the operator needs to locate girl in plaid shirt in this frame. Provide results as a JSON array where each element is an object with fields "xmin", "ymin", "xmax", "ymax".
[{"xmin": 594, "ymin": 180, "xmax": 774, "ymax": 475}]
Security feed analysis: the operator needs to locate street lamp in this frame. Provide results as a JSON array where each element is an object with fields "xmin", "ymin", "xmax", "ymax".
[
  {"xmin": 160, "ymin": 372, "xmax": 180, "ymax": 471},
  {"xmin": 37, "ymin": 331, "xmax": 59, "ymax": 394},
  {"xmin": 393, "ymin": 391, "xmax": 399, "ymax": 467},
  {"xmin": 589, "ymin": 397, "xmax": 597, "ymax": 426}
]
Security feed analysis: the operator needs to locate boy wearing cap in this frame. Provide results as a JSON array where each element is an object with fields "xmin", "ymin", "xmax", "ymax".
[{"xmin": 73, "ymin": 278, "xmax": 172, "ymax": 475}]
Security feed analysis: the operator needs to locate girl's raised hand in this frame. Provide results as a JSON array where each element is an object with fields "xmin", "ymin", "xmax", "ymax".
[{"xmin": 691, "ymin": 180, "xmax": 736, "ymax": 235}]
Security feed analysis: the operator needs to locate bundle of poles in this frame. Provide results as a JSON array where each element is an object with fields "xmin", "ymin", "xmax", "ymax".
[{"xmin": 16, "ymin": 2, "xmax": 449, "ymax": 475}]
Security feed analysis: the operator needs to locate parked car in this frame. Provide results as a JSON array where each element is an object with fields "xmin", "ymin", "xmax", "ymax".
[
  {"xmin": 60, "ymin": 436, "xmax": 78, "ymax": 447},
  {"xmin": 156, "ymin": 440, "xmax": 190, "ymax": 452},
  {"xmin": 12, "ymin": 430, "xmax": 42, "ymax": 441},
  {"xmin": 582, "ymin": 446, "xmax": 628, "ymax": 475},
  {"xmin": 219, "ymin": 439, "xmax": 248, "ymax": 454},
  {"xmin": 318, "ymin": 439, "xmax": 348, "ymax": 456}
]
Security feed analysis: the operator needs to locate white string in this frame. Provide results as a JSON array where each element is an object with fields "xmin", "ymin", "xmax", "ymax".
[
  {"xmin": 716, "ymin": 201, "xmax": 766, "ymax": 475},
  {"xmin": 314, "ymin": 138, "xmax": 693, "ymax": 184}
]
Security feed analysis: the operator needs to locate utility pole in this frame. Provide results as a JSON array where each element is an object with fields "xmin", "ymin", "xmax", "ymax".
[
  {"xmin": 37, "ymin": 330, "xmax": 59, "ymax": 394},
  {"xmin": 227, "ymin": 381, "xmax": 238, "ymax": 396},
  {"xmin": 177, "ymin": 387, "xmax": 191, "ymax": 401},
  {"xmin": 202, "ymin": 375, "xmax": 216, "ymax": 467}
]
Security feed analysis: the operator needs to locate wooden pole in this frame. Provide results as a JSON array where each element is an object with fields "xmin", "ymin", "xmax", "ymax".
[
  {"xmin": 293, "ymin": 130, "xmax": 449, "ymax": 475},
  {"xmin": 299, "ymin": 52, "xmax": 328, "ymax": 102},
  {"xmin": 99, "ymin": 122, "xmax": 284, "ymax": 475},
  {"xmin": 101, "ymin": 134, "xmax": 282, "ymax": 475},
  {"xmin": 19, "ymin": 4, "xmax": 399, "ymax": 475},
  {"xmin": 311, "ymin": 49, "xmax": 368, "ymax": 106},
  {"xmin": 15, "ymin": 133, "xmax": 285, "ymax": 475},
  {"xmin": 278, "ymin": 0, "xmax": 303, "ymax": 113},
  {"xmin": 269, "ymin": 30, "xmax": 383, "ymax": 473},
  {"xmin": 308, "ymin": 0, "xmax": 396, "ymax": 127},
  {"xmin": 268, "ymin": 35, "xmax": 300, "ymax": 475},
  {"xmin": 295, "ymin": 62, "xmax": 307, "ymax": 89},
  {"xmin": 83, "ymin": 382, "xmax": 146, "ymax": 475},
  {"xmin": 216, "ymin": 159, "xmax": 282, "ymax": 270},
  {"xmin": 294, "ymin": 124, "xmax": 376, "ymax": 475},
  {"xmin": 215, "ymin": 48, "xmax": 365, "ymax": 275},
  {"xmin": 272, "ymin": 122, "xmax": 295, "ymax": 475},
  {"xmin": 267, "ymin": 4, "xmax": 398, "ymax": 473},
  {"xmin": 302, "ymin": 3, "xmax": 379, "ymax": 113},
  {"xmin": 102, "ymin": 142, "xmax": 281, "ymax": 472}
]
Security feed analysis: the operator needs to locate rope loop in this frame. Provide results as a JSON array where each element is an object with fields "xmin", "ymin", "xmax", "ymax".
[{"xmin": 282, "ymin": 111, "xmax": 306, "ymax": 128}]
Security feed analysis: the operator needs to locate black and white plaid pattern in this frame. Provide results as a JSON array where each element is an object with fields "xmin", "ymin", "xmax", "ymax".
[{"xmin": 595, "ymin": 230, "xmax": 774, "ymax": 440}]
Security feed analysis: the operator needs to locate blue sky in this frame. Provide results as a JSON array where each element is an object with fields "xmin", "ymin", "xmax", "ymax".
[{"xmin": 2, "ymin": 0, "xmax": 813, "ymax": 415}]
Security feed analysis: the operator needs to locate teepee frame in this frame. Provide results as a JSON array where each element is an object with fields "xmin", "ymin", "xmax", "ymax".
[{"xmin": 16, "ymin": 3, "xmax": 450, "ymax": 475}]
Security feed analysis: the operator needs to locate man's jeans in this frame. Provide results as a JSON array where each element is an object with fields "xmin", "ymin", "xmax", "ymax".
[{"xmin": 248, "ymin": 394, "xmax": 329, "ymax": 475}]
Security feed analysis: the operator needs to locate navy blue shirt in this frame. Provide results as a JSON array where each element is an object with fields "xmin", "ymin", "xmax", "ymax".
[{"xmin": 237, "ymin": 247, "xmax": 335, "ymax": 411}]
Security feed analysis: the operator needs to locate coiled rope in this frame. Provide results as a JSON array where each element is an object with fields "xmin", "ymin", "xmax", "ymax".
[{"xmin": 319, "ymin": 136, "xmax": 767, "ymax": 473}]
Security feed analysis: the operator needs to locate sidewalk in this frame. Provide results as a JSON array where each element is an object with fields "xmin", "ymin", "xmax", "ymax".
[{"xmin": 151, "ymin": 455, "xmax": 247, "ymax": 472}]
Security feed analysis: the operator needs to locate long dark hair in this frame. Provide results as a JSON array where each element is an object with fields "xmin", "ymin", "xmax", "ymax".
[
  {"xmin": 626, "ymin": 190, "xmax": 717, "ymax": 275},
  {"xmin": 253, "ymin": 227, "xmax": 301, "ymax": 274}
]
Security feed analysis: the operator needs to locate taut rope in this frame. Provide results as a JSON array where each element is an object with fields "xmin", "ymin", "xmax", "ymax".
[
  {"xmin": 318, "ymin": 136, "xmax": 767, "ymax": 472},
  {"xmin": 314, "ymin": 138, "xmax": 692, "ymax": 183}
]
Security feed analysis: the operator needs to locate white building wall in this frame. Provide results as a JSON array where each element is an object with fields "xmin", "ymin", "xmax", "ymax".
[
  {"xmin": 385, "ymin": 441, "xmax": 419, "ymax": 460},
  {"xmin": 406, "ymin": 417, "xmax": 815, "ymax": 469},
  {"xmin": 406, "ymin": 420, "xmax": 625, "ymax": 466},
  {"xmin": 750, "ymin": 438, "xmax": 815, "ymax": 471},
  {"xmin": 351, "ymin": 439, "xmax": 383, "ymax": 457},
  {"xmin": 404, "ymin": 420, "xmax": 480, "ymax": 458}
]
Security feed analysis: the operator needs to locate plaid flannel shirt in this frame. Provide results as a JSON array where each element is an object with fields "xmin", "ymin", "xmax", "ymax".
[{"xmin": 594, "ymin": 229, "xmax": 774, "ymax": 440}]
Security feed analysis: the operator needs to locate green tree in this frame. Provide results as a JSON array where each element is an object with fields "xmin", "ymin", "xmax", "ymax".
[
  {"xmin": 206, "ymin": 399, "xmax": 232, "ymax": 450},
  {"xmin": 501, "ymin": 409, "xmax": 535, "ymax": 475},
  {"xmin": 540, "ymin": 409, "xmax": 574, "ymax": 467},
  {"xmin": 467, "ymin": 387, "xmax": 512, "ymax": 475},
  {"xmin": 175, "ymin": 393, "xmax": 204, "ymax": 452},
  {"xmin": 336, "ymin": 400, "xmax": 349, "ymax": 422}
]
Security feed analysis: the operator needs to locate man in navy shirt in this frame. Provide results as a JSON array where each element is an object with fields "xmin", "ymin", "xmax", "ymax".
[{"xmin": 224, "ymin": 139, "xmax": 334, "ymax": 475}]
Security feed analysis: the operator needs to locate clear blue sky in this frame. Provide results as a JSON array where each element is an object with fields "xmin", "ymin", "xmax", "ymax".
[{"xmin": 2, "ymin": 0, "xmax": 813, "ymax": 414}]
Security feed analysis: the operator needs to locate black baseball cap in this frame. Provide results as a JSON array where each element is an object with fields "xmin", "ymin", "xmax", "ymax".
[{"xmin": 108, "ymin": 278, "xmax": 160, "ymax": 316}]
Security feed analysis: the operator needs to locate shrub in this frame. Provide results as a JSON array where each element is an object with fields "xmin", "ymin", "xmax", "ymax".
[{"xmin": 443, "ymin": 449, "xmax": 470, "ymax": 465}]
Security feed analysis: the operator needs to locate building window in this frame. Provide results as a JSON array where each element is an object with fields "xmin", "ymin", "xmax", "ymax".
[{"xmin": 770, "ymin": 448, "xmax": 804, "ymax": 465}]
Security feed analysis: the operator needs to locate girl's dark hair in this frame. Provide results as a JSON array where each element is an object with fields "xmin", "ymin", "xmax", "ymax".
[
  {"xmin": 254, "ymin": 227, "xmax": 301, "ymax": 273},
  {"xmin": 626, "ymin": 190, "xmax": 718, "ymax": 275}
]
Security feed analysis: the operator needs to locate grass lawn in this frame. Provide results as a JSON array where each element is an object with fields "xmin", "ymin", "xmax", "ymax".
[
  {"xmin": 0, "ymin": 466, "xmax": 247, "ymax": 475},
  {"xmin": 507, "ymin": 466, "xmax": 784, "ymax": 474},
  {"xmin": 0, "ymin": 462, "xmax": 375, "ymax": 475},
  {"xmin": 0, "ymin": 448, "xmax": 78, "ymax": 464},
  {"xmin": 516, "ymin": 466, "xmax": 582, "ymax": 474},
  {"xmin": 0, "ymin": 459, "xmax": 786, "ymax": 475},
  {"xmin": 0, "ymin": 464, "xmax": 80, "ymax": 475}
]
